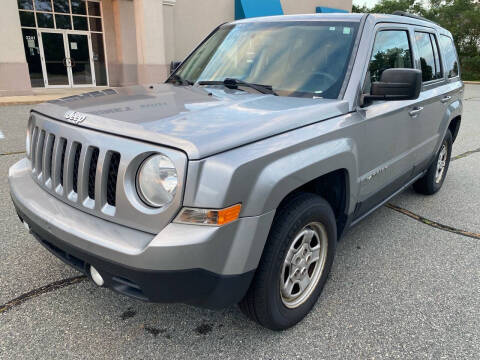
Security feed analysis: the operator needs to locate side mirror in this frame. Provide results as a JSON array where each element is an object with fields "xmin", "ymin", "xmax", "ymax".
[{"xmin": 361, "ymin": 68, "xmax": 422, "ymax": 107}]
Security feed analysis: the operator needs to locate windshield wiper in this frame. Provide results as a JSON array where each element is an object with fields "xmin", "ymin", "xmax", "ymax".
[
  {"xmin": 197, "ymin": 78, "xmax": 278, "ymax": 96},
  {"xmin": 167, "ymin": 74, "xmax": 193, "ymax": 86}
]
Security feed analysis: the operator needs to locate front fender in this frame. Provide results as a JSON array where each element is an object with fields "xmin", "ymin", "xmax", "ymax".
[{"xmin": 183, "ymin": 116, "xmax": 360, "ymax": 217}]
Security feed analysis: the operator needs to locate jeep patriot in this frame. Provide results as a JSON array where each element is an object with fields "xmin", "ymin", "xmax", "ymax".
[{"xmin": 9, "ymin": 12, "xmax": 463, "ymax": 330}]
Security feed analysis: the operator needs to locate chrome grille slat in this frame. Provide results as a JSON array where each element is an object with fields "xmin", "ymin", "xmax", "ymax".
[
  {"xmin": 76, "ymin": 145, "xmax": 88, "ymax": 206},
  {"xmin": 63, "ymin": 141, "xmax": 76, "ymax": 202},
  {"xmin": 31, "ymin": 126, "xmax": 39, "ymax": 171},
  {"xmin": 94, "ymin": 149, "xmax": 108, "ymax": 212},
  {"xmin": 35, "ymin": 130, "xmax": 46, "ymax": 179},
  {"xmin": 42, "ymin": 133, "xmax": 55, "ymax": 187},
  {"xmin": 50, "ymin": 136, "xmax": 62, "ymax": 191}
]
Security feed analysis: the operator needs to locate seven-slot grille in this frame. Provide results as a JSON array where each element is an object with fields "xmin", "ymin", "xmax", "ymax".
[
  {"xmin": 25, "ymin": 113, "xmax": 186, "ymax": 234},
  {"xmin": 30, "ymin": 124, "xmax": 121, "ymax": 215}
]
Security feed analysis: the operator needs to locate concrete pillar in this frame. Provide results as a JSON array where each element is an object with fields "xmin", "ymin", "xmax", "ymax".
[
  {"xmin": 134, "ymin": 0, "xmax": 169, "ymax": 84},
  {"xmin": 0, "ymin": 0, "xmax": 33, "ymax": 96},
  {"xmin": 108, "ymin": 0, "xmax": 139, "ymax": 86}
]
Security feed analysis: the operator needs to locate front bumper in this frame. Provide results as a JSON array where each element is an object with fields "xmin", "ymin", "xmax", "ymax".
[{"xmin": 9, "ymin": 158, "xmax": 275, "ymax": 308}]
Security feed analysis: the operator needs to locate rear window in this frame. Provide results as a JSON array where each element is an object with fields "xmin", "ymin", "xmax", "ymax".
[
  {"xmin": 415, "ymin": 32, "xmax": 443, "ymax": 82},
  {"xmin": 439, "ymin": 35, "xmax": 459, "ymax": 78}
]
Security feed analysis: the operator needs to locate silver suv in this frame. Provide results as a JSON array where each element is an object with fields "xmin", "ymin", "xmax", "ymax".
[{"xmin": 9, "ymin": 13, "xmax": 463, "ymax": 330}]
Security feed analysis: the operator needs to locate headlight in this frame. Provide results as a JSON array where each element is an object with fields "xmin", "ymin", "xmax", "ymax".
[{"xmin": 136, "ymin": 154, "xmax": 178, "ymax": 208}]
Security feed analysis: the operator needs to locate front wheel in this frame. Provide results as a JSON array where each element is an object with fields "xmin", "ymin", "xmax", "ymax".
[
  {"xmin": 239, "ymin": 193, "xmax": 336, "ymax": 330},
  {"xmin": 413, "ymin": 130, "xmax": 452, "ymax": 195}
]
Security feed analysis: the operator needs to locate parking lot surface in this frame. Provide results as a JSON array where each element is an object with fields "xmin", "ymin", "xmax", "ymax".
[{"xmin": 1, "ymin": 85, "xmax": 479, "ymax": 359}]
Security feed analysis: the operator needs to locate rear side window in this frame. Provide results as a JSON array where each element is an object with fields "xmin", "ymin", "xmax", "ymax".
[
  {"xmin": 439, "ymin": 35, "xmax": 459, "ymax": 78},
  {"xmin": 366, "ymin": 30, "xmax": 413, "ymax": 93},
  {"xmin": 415, "ymin": 32, "xmax": 443, "ymax": 81}
]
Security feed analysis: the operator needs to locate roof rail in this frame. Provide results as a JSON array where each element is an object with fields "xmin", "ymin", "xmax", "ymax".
[{"xmin": 392, "ymin": 10, "xmax": 437, "ymax": 25}]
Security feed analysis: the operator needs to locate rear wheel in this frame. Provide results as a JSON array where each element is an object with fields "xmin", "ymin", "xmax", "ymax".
[
  {"xmin": 413, "ymin": 130, "xmax": 452, "ymax": 195},
  {"xmin": 239, "ymin": 193, "xmax": 336, "ymax": 330}
]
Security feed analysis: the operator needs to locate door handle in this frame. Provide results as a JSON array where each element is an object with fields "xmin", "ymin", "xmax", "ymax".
[
  {"xmin": 440, "ymin": 95, "xmax": 452, "ymax": 103},
  {"xmin": 409, "ymin": 106, "xmax": 424, "ymax": 117}
]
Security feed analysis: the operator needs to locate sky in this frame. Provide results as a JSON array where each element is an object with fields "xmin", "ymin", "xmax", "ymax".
[
  {"xmin": 353, "ymin": 0, "xmax": 382, "ymax": 7},
  {"xmin": 353, "ymin": 0, "xmax": 430, "ymax": 9}
]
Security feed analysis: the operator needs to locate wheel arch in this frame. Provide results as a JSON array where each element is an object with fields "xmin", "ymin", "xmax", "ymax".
[
  {"xmin": 448, "ymin": 115, "xmax": 461, "ymax": 142},
  {"xmin": 275, "ymin": 168, "xmax": 350, "ymax": 240}
]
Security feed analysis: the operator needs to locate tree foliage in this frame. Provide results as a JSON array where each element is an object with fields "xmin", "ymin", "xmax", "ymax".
[{"xmin": 352, "ymin": 0, "xmax": 480, "ymax": 80}]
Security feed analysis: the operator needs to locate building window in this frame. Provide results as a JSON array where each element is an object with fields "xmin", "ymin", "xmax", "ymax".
[
  {"xmin": 17, "ymin": 0, "xmax": 108, "ymax": 87},
  {"xmin": 19, "ymin": 11, "xmax": 36, "ymax": 27},
  {"xmin": 18, "ymin": 0, "xmax": 34, "ymax": 10},
  {"xmin": 35, "ymin": 0, "xmax": 52, "ymax": 12},
  {"xmin": 36, "ymin": 12, "xmax": 54, "ymax": 28}
]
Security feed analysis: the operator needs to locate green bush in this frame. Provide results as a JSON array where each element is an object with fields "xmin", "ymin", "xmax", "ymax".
[{"xmin": 460, "ymin": 56, "xmax": 480, "ymax": 81}]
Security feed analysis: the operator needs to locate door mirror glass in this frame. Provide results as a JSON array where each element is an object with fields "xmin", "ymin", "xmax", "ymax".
[{"xmin": 362, "ymin": 68, "xmax": 422, "ymax": 106}]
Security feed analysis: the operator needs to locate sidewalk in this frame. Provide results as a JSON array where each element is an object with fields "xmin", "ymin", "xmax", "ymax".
[{"xmin": 0, "ymin": 87, "xmax": 109, "ymax": 106}]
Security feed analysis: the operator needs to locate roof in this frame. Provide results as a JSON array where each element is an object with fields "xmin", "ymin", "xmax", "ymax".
[
  {"xmin": 231, "ymin": 13, "xmax": 364, "ymax": 24},
  {"xmin": 230, "ymin": 13, "xmax": 444, "ymax": 31}
]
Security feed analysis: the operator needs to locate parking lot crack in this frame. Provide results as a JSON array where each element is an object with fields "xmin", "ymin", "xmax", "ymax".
[
  {"xmin": 386, "ymin": 203, "xmax": 480, "ymax": 240},
  {"xmin": 0, "ymin": 275, "xmax": 87, "ymax": 315},
  {"xmin": 452, "ymin": 147, "xmax": 480, "ymax": 161},
  {"xmin": 0, "ymin": 150, "xmax": 26, "ymax": 157}
]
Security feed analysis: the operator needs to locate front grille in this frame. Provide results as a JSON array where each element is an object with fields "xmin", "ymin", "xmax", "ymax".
[
  {"xmin": 30, "ymin": 125, "xmax": 121, "ymax": 215},
  {"xmin": 27, "ymin": 113, "xmax": 186, "ymax": 234}
]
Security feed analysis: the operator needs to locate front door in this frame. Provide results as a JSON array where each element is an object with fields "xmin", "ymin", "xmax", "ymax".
[
  {"xmin": 354, "ymin": 26, "xmax": 418, "ymax": 219},
  {"xmin": 39, "ymin": 30, "xmax": 95, "ymax": 88}
]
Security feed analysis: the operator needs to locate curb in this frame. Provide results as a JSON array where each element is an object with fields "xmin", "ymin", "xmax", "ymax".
[{"xmin": 0, "ymin": 100, "xmax": 53, "ymax": 106}]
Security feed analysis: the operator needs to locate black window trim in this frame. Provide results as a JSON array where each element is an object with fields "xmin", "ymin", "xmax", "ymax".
[
  {"xmin": 413, "ymin": 28, "xmax": 446, "ymax": 87},
  {"xmin": 429, "ymin": 33, "xmax": 443, "ymax": 79}
]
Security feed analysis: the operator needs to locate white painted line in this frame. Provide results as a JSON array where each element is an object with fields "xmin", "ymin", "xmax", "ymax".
[{"xmin": 0, "ymin": 130, "xmax": 4, "ymax": 139}]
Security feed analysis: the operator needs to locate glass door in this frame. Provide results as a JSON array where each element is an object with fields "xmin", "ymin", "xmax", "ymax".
[
  {"xmin": 67, "ymin": 33, "xmax": 94, "ymax": 86},
  {"xmin": 39, "ymin": 30, "xmax": 95, "ymax": 87},
  {"xmin": 39, "ymin": 31, "xmax": 70, "ymax": 86}
]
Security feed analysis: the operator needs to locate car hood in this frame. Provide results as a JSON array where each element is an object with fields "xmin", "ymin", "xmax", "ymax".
[{"xmin": 33, "ymin": 84, "xmax": 349, "ymax": 160}]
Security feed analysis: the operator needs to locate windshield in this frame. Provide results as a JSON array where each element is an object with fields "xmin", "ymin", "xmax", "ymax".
[{"xmin": 173, "ymin": 21, "xmax": 359, "ymax": 99}]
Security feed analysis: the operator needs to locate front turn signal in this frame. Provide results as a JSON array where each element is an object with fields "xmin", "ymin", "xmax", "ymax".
[{"xmin": 175, "ymin": 204, "xmax": 242, "ymax": 226}]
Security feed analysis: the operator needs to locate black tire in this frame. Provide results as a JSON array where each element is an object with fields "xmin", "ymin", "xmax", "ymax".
[
  {"xmin": 413, "ymin": 130, "xmax": 452, "ymax": 195},
  {"xmin": 239, "ymin": 193, "xmax": 337, "ymax": 330}
]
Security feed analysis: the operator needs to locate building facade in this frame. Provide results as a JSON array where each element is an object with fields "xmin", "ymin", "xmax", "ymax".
[{"xmin": 1, "ymin": 0, "xmax": 352, "ymax": 96}]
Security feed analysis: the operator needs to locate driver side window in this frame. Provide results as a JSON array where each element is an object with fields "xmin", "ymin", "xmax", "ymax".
[{"xmin": 364, "ymin": 30, "xmax": 413, "ymax": 93}]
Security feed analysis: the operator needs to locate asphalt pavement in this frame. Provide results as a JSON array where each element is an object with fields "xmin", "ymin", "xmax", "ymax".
[{"xmin": 1, "ymin": 85, "xmax": 479, "ymax": 359}]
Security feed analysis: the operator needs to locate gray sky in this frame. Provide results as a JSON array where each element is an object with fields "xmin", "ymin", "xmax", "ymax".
[
  {"xmin": 353, "ymin": 0, "xmax": 430, "ymax": 9},
  {"xmin": 353, "ymin": 0, "xmax": 381, "ymax": 7}
]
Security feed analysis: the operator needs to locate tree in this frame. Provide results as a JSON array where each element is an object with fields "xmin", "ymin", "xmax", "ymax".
[{"xmin": 352, "ymin": 0, "xmax": 480, "ymax": 80}]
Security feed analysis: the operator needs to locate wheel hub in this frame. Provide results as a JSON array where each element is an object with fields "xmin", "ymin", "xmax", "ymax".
[
  {"xmin": 435, "ymin": 143, "xmax": 448, "ymax": 184},
  {"xmin": 280, "ymin": 222, "xmax": 328, "ymax": 308}
]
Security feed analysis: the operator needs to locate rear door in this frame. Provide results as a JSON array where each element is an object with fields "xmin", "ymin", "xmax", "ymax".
[
  {"xmin": 409, "ymin": 28, "xmax": 447, "ymax": 171},
  {"xmin": 354, "ymin": 24, "xmax": 418, "ymax": 217}
]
